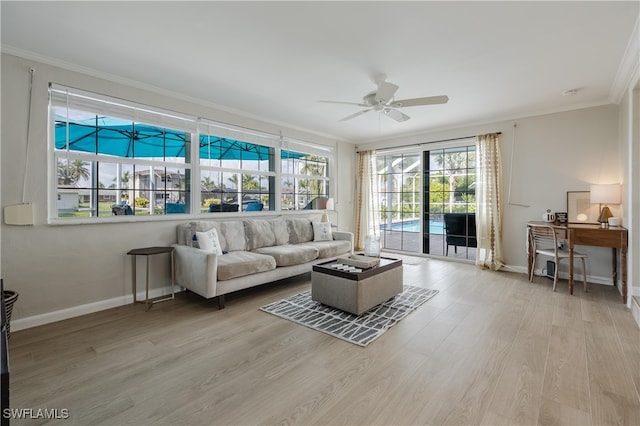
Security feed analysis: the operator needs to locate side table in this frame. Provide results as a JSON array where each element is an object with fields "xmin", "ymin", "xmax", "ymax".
[{"xmin": 127, "ymin": 246, "xmax": 175, "ymax": 310}]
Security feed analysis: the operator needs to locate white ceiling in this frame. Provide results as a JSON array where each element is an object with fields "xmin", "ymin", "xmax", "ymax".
[{"xmin": 1, "ymin": 1, "xmax": 638, "ymax": 143}]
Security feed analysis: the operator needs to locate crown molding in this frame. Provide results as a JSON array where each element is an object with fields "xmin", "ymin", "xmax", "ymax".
[{"xmin": 610, "ymin": 15, "xmax": 640, "ymax": 103}]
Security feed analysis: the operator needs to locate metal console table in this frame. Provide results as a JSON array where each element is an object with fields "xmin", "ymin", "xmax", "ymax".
[{"xmin": 127, "ymin": 246, "xmax": 175, "ymax": 310}]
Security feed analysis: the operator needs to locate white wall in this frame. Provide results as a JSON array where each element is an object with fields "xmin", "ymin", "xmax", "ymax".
[
  {"xmin": 620, "ymin": 81, "xmax": 640, "ymax": 310},
  {"xmin": 1, "ymin": 53, "xmax": 355, "ymax": 326},
  {"xmin": 363, "ymin": 104, "xmax": 622, "ymax": 284}
]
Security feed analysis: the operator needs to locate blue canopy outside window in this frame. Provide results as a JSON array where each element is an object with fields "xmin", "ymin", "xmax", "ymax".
[{"xmin": 54, "ymin": 117, "xmax": 288, "ymax": 161}]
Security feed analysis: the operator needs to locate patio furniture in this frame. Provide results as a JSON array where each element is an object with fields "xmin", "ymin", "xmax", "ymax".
[
  {"xmin": 444, "ymin": 213, "xmax": 477, "ymax": 256},
  {"xmin": 246, "ymin": 202, "xmax": 263, "ymax": 211},
  {"xmin": 166, "ymin": 203, "xmax": 186, "ymax": 214}
]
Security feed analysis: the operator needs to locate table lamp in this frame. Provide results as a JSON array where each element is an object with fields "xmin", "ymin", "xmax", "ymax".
[
  {"xmin": 320, "ymin": 198, "xmax": 334, "ymax": 223},
  {"xmin": 590, "ymin": 184, "xmax": 620, "ymax": 226}
]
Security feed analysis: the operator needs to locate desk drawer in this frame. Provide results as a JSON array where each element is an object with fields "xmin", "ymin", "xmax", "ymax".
[{"xmin": 572, "ymin": 228, "xmax": 625, "ymax": 248}]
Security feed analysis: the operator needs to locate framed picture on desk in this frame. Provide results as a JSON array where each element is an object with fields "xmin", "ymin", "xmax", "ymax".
[{"xmin": 567, "ymin": 191, "xmax": 598, "ymax": 223}]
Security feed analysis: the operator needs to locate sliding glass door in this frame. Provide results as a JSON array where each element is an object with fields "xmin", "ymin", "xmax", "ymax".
[
  {"xmin": 423, "ymin": 144, "xmax": 476, "ymax": 259},
  {"xmin": 373, "ymin": 142, "xmax": 476, "ymax": 259},
  {"xmin": 375, "ymin": 153, "xmax": 421, "ymax": 253}
]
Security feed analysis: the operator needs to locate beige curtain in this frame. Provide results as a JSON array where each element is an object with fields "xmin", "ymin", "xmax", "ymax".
[
  {"xmin": 475, "ymin": 133, "xmax": 504, "ymax": 270},
  {"xmin": 354, "ymin": 150, "xmax": 379, "ymax": 251}
]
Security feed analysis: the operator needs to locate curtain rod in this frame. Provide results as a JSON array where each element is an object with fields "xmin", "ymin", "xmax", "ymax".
[{"xmin": 356, "ymin": 132, "xmax": 502, "ymax": 153}]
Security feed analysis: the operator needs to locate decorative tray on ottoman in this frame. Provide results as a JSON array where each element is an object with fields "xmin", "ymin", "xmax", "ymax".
[{"xmin": 336, "ymin": 254, "xmax": 380, "ymax": 269}]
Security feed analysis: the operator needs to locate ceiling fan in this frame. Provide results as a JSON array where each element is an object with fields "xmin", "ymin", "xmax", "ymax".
[{"xmin": 318, "ymin": 77, "xmax": 449, "ymax": 122}]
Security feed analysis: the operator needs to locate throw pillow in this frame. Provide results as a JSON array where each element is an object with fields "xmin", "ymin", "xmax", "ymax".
[
  {"xmin": 195, "ymin": 229, "xmax": 223, "ymax": 255},
  {"xmin": 312, "ymin": 221, "xmax": 333, "ymax": 242}
]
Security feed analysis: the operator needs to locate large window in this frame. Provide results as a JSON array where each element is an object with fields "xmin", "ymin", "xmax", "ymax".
[
  {"xmin": 50, "ymin": 86, "xmax": 193, "ymax": 220},
  {"xmin": 49, "ymin": 85, "xmax": 332, "ymax": 222}
]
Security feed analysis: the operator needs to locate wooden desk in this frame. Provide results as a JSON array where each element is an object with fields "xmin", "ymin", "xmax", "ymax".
[{"xmin": 527, "ymin": 221, "xmax": 628, "ymax": 303}]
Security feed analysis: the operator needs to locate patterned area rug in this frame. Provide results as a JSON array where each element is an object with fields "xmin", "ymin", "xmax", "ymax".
[{"xmin": 260, "ymin": 285, "xmax": 439, "ymax": 347}]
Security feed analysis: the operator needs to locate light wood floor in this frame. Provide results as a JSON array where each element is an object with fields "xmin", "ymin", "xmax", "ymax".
[{"xmin": 8, "ymin": 255, "xmax": 640, "ymax": 425}]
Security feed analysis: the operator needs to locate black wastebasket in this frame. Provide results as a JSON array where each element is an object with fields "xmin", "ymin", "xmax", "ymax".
[{"xmin": 3, "ymin": 290, "xmax": 18, "ymax": 339}]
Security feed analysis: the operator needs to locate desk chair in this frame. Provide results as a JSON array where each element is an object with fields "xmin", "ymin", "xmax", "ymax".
[{"xmin": 528, "ymin": 223, "xmax": 588, "ymax": 292}]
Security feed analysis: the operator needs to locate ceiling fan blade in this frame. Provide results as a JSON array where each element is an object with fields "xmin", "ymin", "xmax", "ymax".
[
  {"xmin": 317, "ymin": 100, "xmax": 368, "ymax": 107},
  {"xmin": 384, "ymin": 109, "xmax": 411, "ymax": 122},
  {"xmin": 339, "ymin": 109, "xmax": 372, "ymax": 121},
  {"xmin": 375, "ymin": 81, "xmax": 399, "ymax": 104},
  {"xmin": 390, "ymin": 95, "xmax": 449, "ymax": 108}
]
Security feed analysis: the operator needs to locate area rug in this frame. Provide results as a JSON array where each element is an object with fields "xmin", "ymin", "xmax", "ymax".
[{"xmin": 260, "ymin": 285, "xmax": 438, "ymax": 347}]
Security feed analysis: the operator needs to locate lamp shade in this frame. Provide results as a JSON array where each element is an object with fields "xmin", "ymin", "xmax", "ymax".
[
  {"xmin": 590, "ymin": 184, "xmax": 621, "ymax": 204},
  {"xmin": 325, "ymin": 198, "xmax": 335, "ymax": 210}
]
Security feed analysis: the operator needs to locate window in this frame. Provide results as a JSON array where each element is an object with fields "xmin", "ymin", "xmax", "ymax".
[
  {"xmin": 49, "ymin": 85, "xmax": 333, "ymax": 222},
  {"xmin": 50, "ymin": 85, "xmax": 194, "ymax": 221},
  {"xmin": 281, "ymin": 150, "xmax": 330, "ymax": 210},
  {"xmin": 199, "ymin": 121, "xmax": 276, "ymax": 213}
]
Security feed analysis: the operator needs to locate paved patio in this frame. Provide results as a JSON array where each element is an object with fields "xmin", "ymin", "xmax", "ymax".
[{"xmin": 381, "ymin": 230, "xmax": 476, "ymax": 260}]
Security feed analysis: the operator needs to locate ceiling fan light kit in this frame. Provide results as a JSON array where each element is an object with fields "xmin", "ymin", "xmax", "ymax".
[{"xmin": 320, "ymin": 78, "xmax": 449, "ymax": 123}]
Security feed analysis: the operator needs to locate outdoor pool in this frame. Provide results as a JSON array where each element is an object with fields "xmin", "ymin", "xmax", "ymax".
[{"xmin": 381, "ymin": 219, "xmax": 444, "ymax": 234}]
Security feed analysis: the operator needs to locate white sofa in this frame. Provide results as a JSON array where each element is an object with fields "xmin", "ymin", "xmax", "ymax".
[{"xmin": 174, "ymin": 217, "xmax": 353, "ymax": 308}]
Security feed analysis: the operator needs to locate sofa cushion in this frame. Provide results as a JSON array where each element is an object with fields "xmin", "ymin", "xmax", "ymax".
[
  {"xmin": 244, "ymin": 219, "xmax": 276, "ymax": 250},
  {"xmin": 253, "ymin": 244, "xmax": 319, "ymax": 267},
  {"xmin": 312, "ymin": 221, "xmax": 333, "ymax": 241},
  {"xmin": 269, "ymin": 218, "xmax": 289, "ymax": 245},
  {"xmin": 218, "ymin": 221, "xmax": 247, "ymax": 252},
  {"xmin": 287, "ymin": 218, "xmax": 314, "ymax": 244},
  {"xmin": 216, "ymin": 251, "xmax": 276, "ymax": 281},
  {"xmin": 299, "ymin": 240, "xmax": 351, "ymax": 259}
]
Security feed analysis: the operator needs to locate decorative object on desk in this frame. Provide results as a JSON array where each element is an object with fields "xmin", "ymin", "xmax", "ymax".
[
  {"xmin": 260, "ymin": 285, "xmax": 439, "ymax": 347},
  {"xmin": 590, "ymin": 184, "xmax": 621, "ymax": 227},
  {"xmin": 337, "ymin": 254, "xmax": 380, "ymax": 269},
  {"xmin": 364, "ymin": 234, "xmax": 381, "ymax": 257},
  {"xmin": 608, "ymin": 217, "xmax": 620, "ymax": 227},
  {"xmin": 567, "ymin": 191, "xmax": 598, "ymax": 223},
  {"xmin": 555, "ymin": 212, "xmax": 568, "ymax": 223},
  {"xmin": 542, "ymin": 209, "xmax": 555, "ymax": 223}
]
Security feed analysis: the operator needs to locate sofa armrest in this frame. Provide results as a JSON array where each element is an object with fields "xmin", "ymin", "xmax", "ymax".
[
  {"xmin": 172, "ymin": 244, "xmax": 219, "ymax": 299},
  {"xmin": 332, "ymin": 231, "xmax": 354, "ymax": 254}
]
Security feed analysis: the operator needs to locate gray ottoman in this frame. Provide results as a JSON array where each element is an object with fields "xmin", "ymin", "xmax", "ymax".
[{"xmin": 311, "ymin": 257, "xmax": 403, "ymax": 315}]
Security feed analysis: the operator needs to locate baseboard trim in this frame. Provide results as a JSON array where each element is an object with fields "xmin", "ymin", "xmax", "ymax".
[
  {"xmin": 632, "ymin": 296, "xmax": 640, "ymax": 329},
  {"xmin": 11, "ymin": 286, "xmax": 181, "ymax": 332}
]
